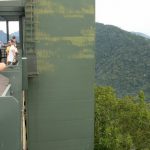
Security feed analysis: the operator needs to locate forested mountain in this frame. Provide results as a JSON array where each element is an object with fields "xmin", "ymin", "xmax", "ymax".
[
  {"xmin": 96, "ymin": 23, "xmax": 150, "ymax": 99},
  {"xmin": 132, "ymin": 32, "xmax": 150, "ymax": 39},
  {"xmin": 0, "ymin": 30, "xmax": 19, "ymax": 43},
  {"xmin": 0, "ymin": 30, "xmax": 7, "ymax": 43}
]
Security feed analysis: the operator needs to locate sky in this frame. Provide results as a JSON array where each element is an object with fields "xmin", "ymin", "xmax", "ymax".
[
  {"xmin": 0, "ymin": 1, "xmax": 150, "ymax": 35},
  {"xmin": 0, "ymin": 21, "xmax": 19, "ymax": 34},
  {"xmin": 96, "ymin": 0, "xmax": 150, "ymax": 36}
]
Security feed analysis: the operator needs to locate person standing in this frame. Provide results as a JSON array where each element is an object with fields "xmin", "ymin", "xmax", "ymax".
[
  {"xmin": 12, "ymin": 35, "xmax": 17, "ymax": 47},
  {"xmin": 0, "ymin": 41, "xmax": 4, "ymax": 62},
  {"xmin": 5, "ymin": 41, "xmax": 11, "ymax": 65},
  {"xmin": 7, "ymin": 39, "xmax": 18, "ymax": 65}
]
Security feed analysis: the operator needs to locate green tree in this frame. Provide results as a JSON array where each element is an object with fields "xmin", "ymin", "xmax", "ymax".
[{"xmin": 95, "ymin": 86, "xmax": 150, "ymax": 150}]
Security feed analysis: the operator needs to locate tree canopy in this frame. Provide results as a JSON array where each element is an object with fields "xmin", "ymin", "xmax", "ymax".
[{"xmin": 95, "ymin": 86, "xmax": 150, "ymax": 150}]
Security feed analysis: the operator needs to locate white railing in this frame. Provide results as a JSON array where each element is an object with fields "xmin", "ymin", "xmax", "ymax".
[{"xmin": 2, "ymin": 84, "xmax": 11, "ymax": 96}]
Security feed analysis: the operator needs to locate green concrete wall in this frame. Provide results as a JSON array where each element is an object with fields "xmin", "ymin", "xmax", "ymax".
[
  {"xmin": 0, "ymin": 97, "xmax": 20, "ymax": 150},
  {"xmin": 26, "ymin": 0, "xmax": 95, "ymax": 149}
]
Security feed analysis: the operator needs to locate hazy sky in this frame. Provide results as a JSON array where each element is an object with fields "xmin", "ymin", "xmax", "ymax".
[
  {"xmin": 0, "ymin": 1, "xmax": 150, "ymax": 35},
  {"xmin": 96, "ymin": 0, "xmax": 150, "ymax": 35},
  {"xmin": 0, "ymin": 21, "xmax": 19, "ymax": 34}
]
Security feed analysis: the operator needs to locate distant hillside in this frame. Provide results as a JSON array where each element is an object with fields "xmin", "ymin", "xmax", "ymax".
[
  {"xmin": 0, "ymin": 30, "xmax": 7, "ymax": 43},
  {"xmin": 96, "ymin": 23, "xmax": 150, "ymax": 99},
  {"xmin": 132, "ymin": 32, "xmax": 150, "ymax": 39},
  {"xmin": 10, "ymin": 32, "xmax": 20, "ymax": 42},
  {"xmin": 0, "ymin": 31, "xmax": 19, "ymax": 43}
]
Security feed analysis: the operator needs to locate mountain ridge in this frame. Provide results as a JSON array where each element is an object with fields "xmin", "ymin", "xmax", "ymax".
[
  {"xmin": 132, "ymin": 32, "xmax": 150, "ymax": 39},
  {"xmin": 96, "ymin": 23, "xmax": 150, "ymax": 99},
  {"xmin": 0, "ymin": 30, "xmax": 19, "ymax": 43}
]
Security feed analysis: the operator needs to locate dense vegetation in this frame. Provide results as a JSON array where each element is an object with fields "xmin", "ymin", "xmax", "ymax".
[
  {"xmin": 95, "ymin": 86, "xmax": 150, "ymax": 150},
  {"xmin": 96, "ymin": 23, "xmax": 150, "ymax": 99}
]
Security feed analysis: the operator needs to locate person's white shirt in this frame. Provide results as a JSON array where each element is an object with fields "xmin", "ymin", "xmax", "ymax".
[{"xmin": 7, "ymin": 45, "xmax": 18, "ymax": 63}]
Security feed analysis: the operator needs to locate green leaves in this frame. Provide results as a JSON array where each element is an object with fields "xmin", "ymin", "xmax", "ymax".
[{"xmin": 95, "ymin": 86, "xmax": 150, "ymax": 150}]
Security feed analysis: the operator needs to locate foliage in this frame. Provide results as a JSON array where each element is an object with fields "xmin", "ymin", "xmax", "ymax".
[
  {"xmin": 95, "ymin": 86, "xmax": 150, "ymax": 150},
  {"xmin": 95, "ymin": 23, "xmax": 150, "ymax": 99}
]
